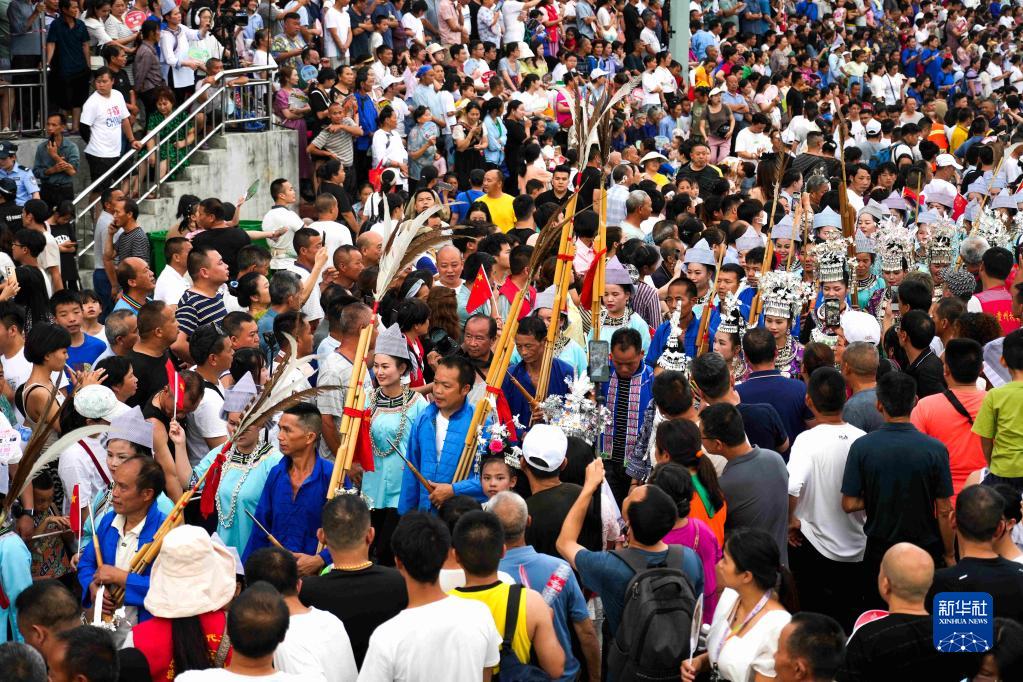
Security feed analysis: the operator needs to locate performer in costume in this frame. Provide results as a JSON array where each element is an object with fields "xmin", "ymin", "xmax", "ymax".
[
  {"xmin": 526, "ymin": 285, "xmax": 588, "ymax": 378},
  {"xmin": 398, "ymin": 354, "xmax": 488, "ymax": 513},
  {"xmin": 502, "ymin": 316, "xmax": 575, "ymax": 437},
  {"xmin": 927, "ymin": 217, "xmax": 958, "ymax": 302},
  {"xmin": 869, "ymin": 217, "xmax": 915, "ymax": 329},
  {"xmin": 758, "ymin": 270, "xmax": 808, "ymax": 378},
  {"xmin": 812, "ymin": 206, "xmax": 843, "ymax": 241},
  {"xmin": 0, "ymin": 511, "xmax": 32, "ymax": 643},
  {"xmin": 770, "ymin": 213, "xmax": 803, "ymax": 275},
  {"xmin": 713, "ymin": 293, "xmax": 749, "ymax": 383},
  {"xmin": 189, "ymin": 374, "xmax": 283, "ymax": 558},
  {"xmin": 799, "ymin": 238, "xmax": 854, "ymax": 350},
  {"xmin": 913, "ymin": 210, "xmax": 938, "ymax": 265},
  {"xmin": 649, "ymin": 277, "xmax": 719, "ymax": 366},
  {"xmin": 585, "ymin": 256, "xmax": 651, "ymax": 352},
  {"xmin": 852, "ymin": 231, "xmax": 885, "ymax": 312},
  {"xmin": 684, "ymin": 243, "xmax": 718, "ymax": 319},
  {"xmin": 365, "ymin": 323, "xmax": 428, "ymax": 564}
]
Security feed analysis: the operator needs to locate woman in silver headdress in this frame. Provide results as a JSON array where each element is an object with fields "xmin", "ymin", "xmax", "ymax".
[
  {"xmin": 713, "ymin": 295, "xmax": 749, "ymax": 383},
  {"xmin": 759, "ymin": 270, "xmax": 806, "ymax": 377}
]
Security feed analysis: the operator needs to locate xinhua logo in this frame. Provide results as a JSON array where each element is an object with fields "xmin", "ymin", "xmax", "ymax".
[{"xmin": 932, "ymin": 592, "xmax": 993, "ymax": 653}]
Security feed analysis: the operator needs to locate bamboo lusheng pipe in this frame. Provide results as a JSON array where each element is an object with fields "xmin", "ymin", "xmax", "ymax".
[
  {"xmin": 747, "ymin": 159, "xmax": 787, "ymax": 326},
  {"xmin": 591, "ymin": 186, "xmax": 607, "ymax": 339},
  {"xmin": 833, "ymin": 102, "xmax": 859, "ymax": 309},
  {"xmin": 534, "ymin": 194, "xmax": 580, "ymax": 404},
  {"xmin": 454, "ymin": 283, "xmax": 529, "ymax": 482},
  {"xmin": 326, "ymin": 322, "xmax": 374, "ymax": 499},
  {"xmin": 508, "ymin": 373, "xmax": 539, "ymax": 408},
  {"xmin": 696, "ymin": 244, "xmax": 726, "ymax": 356}
]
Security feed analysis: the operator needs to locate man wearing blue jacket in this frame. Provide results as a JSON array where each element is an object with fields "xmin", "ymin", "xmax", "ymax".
[{"xmin": 399, "ymin": 355, "xmax": 486, "ymax": 513}]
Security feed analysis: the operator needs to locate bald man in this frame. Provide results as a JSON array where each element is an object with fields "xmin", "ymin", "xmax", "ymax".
[
  {"xmin": 838, "ymin": 543, "xmax": 979, "ymax": 680},
  {"xmin": 112, "ymin": 257, "xmax": 156, "ymax": 313},
  {"xmin": 434, "ymin": 244, "xmax": 464, "ymax": 290},
  {"xmin": 356, "ymin": 231, "xmax": 382, "ymax": 268}
]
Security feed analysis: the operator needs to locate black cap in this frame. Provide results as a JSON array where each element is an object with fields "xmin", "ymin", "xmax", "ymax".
[{"xmin": 0, "ymin": 178, "xmax": 16, "ymax": 198}]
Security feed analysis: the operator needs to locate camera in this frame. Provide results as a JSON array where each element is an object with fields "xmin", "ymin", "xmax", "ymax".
[{"xmin": 427, "ymin": 327, "xmax": 458, "ymax": 358}]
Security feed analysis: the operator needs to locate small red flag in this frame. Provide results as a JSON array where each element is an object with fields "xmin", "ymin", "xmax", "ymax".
[
  {"xmin": 199, "ymin": 441, "xmax": 231, "ymax": 518},
  {"xmin": 465, "ymin": 265, "xmax": 493, "ymax": 314},
  {"xmin": 354, "ymin": 416, "xmax": 375, "ymax": 473},
  {"xmin": 165, "ymin": 358, "xmax": 185, "ymax": 411},
  {"xmin": 486, "ymin": 386, "xmax": 518, "ymax": 443},
  {"xmin": 951, "ymin": 193, "xmax": 968, "ymax": 221},
  {"xmin": 68, "ymin": 483, "xmax": 81, "ymax": 535},
  {"xmin": 579, "ymin": 249, "xmax": 607, "ymax": 306}
]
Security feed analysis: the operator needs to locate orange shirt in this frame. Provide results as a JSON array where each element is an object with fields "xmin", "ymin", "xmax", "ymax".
[
  {"xmin": 928, "ymin": 123, "xmax": 949, "ymax": 152},
  {"xmin": 690, "ymin": 490, "xmax": 728, "ymax": 546},
  {"xmin": 910, "ymin": 388, "xmax": 987, "ymax": 502}
]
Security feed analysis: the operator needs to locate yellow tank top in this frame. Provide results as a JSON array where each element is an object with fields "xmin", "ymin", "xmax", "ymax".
[{"xmin": 451, "ymin": 581, "xmax": 531, "ymax": 666}]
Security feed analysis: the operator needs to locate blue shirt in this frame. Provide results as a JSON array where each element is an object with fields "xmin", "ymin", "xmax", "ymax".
[
  {"xmin": 0, "ymin": 533, "xmax": 32, "ymax": 643},
  {"xmin": 0, "ymin": 165, "xmax": 39, "ymax": 205},
  {"xmin": 647, "ymin": 310, "xmax": 720, "ymax": 369},
  {"xmin": 67, "ymin": 334, "xmax": 106, "ymax": 369},
  {"xmin": 575, "ymin": 546, "xmax": 704, "ymax": 635},
  {"xmin": 502, "ymin": 359, "xmax": 574, "ymax": 439},
  {"xmin": 453, "ymin": 189, "xmax": 484, "ymax": 223},
  {"xmin": 46, "ymin": 17, "xmax": 90, "ymax": 76},
  {"xmin": 736, "ymin": 370, "xmax": 812, "ymax": 445},
  {"xmin": 242, "ymin": 455, "xmax": 333, "ymax": 566},
  {"xmin": 500, "ymin": 545, "xmax": 590, "ymax": 682},
  {"xmin": 690, "ymin": 29, "xmax": 717, "ymax": 60}
]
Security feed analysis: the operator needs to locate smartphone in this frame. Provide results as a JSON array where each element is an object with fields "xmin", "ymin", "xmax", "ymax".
[
  {"xmin": 824, "ymin": 298, "xmax": 841, "ymax": 327},
  {"xmin": 587, "ymin": 340, "xmax": 610, "ymax": 383},
  {"xmin": 2, "ymin": 265, "xmax": 13, "ymax": 282},
  {"xmin": 435, "ymin": 181, "xmax": 454, "ymax": 192}
]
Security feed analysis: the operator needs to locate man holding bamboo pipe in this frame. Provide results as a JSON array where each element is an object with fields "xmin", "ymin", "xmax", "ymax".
[
  {"xmin": 78, "ymin": 455, "xmax": 166, "ymax": 626},
  {"xmin": 398, "ymin": 355, "xmax": 487, "ymax": 513},
  {"xmin": 502, "ymin": 316, "xmax": 574, "ymax": 439}
]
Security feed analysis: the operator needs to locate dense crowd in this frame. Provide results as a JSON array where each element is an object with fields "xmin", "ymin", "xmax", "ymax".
[{"xmin": 3, "ymin": 0, "xmax": 1023, "ymax": 680}]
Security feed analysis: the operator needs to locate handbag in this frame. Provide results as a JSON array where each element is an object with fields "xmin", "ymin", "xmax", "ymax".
[
  {"xmin": 368, "ymin": 162, "xmax": 386, "ymax": 191},
  {"xmin": 715, "ymin": 122, "xmax": 731, "ymax": 138}
]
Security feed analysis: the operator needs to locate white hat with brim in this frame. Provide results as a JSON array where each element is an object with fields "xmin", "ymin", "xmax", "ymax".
[
  {"xmin": 936, "ymin": 153, "xmax": 962, "ymax": 170},
  {"xmin": 640, "ymin": 151, "xmax": 668, "ymax": 165},
  {"xmin": 840, "ymin": 310, "xmax": 881, "ymax": 344},
  {"xmin": 381, "ymin": 74, "xmax": 404, "ymax": 91},
  {"xmin": 590, "ymin": 68, "xmax": 608, "ymax": 80},
  {"xmin": 709, "ymin": 87, "xmax": 724, "ymax": 97},
  {"xmin": 144, "ymin": 525, "xmax": 237, "ymax": 619},
  {"xmin": 519, "ymin": 42, "xmax": 534, "ymax": 58},
  {"xmin": 75, "ymin": 385, "xmax": 129, "ymax": 421}
]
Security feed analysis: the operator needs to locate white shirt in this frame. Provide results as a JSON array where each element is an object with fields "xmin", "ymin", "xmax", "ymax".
[
  {"xmin": 159, "ymin": 25, "xmax": 202, "ymax": 89},
  {"xmin": 81, "ymin": 90, "xmax": 130, "ymax": 158},
  {"xmin": 438, "ymin": 568, "xmax": 516, "ymax": 592},
  {"xmin": 283, "ymin": 261, "xmax": 324, "ymax": 322},
  {"xmin": 274, "ymin": 607, "xmax": 358, "ymax": 682},
  {"xmin": 705, "ymin": 589, "xmax": 791, "ymax": 682},
  {"xmin": 58, "ymin": 436, "xmax": 110, "ymax": 515},
  {"xmin": 401, "ymin": 13, "xmax": 425, "ymax": 46},
  {"xmin": 357, "ymin": 597, "xmax": 501, "ymax": 682},
  {"xmin": 734, "ymin": 128, "xmax": 771, "ymax": 158},
  {"xmin": 435, "ymin": 413, "xmax": 449, "ymax": 457},
  {"xmin": 154, "ymin": 266, "xmax": 191, "ymax": 305},
  {"xmin": 316, "ymin": 335, "xmax": 341, "ymax": 365},
  {"xmin": 501, "ymin": 0, "xmax": 525, "ymax": 43},
  {"xmin": 640, "ymin": 71, "xmax": 661, "ymax": 106},
  {"xmin": 186, "ymin": 379, "xmax": 227, "ymax": 465},
  {"xmin": 787, "ymin": 423, "xmax": 867, "ymax": 562},
  {"xmin": 111, "ymin": 513, "xmax": 145, "ymax": 625},
  {"xmin": 322, "ymin": 6, "xmax": 349, "ymax": 60},
  {"xmin": 308, "ymin": 220, "xmax": 354, "ymax": 262},
  {"xmin": 178, "ymin": 670, "xmax": 317, "ymax": 682},
  {"xmin": 262, "ymin": 205, "xmax": 306, "ymax": 270},
  {"xmin": 372, "ymin": 129, "xmax": 408, "ymax": 172},
  {"xmin": 640, "ymin": 26, "xmax": 661, "ymax": 53}
]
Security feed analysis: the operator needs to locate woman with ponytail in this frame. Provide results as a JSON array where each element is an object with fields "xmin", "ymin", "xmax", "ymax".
[
  {"xmin": 681, "ymin": 527, "xmax": 795, "ymax": 682},
  {"xmin": 653, "ymin": 419, "xmax": 728, "ymax": 545},
  {"xmin": 650, "ymin": 462, "xmax": 721, "ymax": 624}
]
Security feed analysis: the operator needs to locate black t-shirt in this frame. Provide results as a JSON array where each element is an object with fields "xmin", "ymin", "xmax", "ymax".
[
  {"xmin": 737, "ymin": 403, "xmax": 789, "ymax": 456},
  {"xmin": 320, "ymin": 181, "xmax": 356, "ymax": 220},
  {"xmin": 525, "ymin": 482, "xmax": 603, "ymax": 558},
  {"xmin": 905, "ymin": 349, "xmax": 946, "ymax": 399},
  {"xmin": 576, "ymin": 166, "xmax": 603, "ymax": 209},
  {"xmin": 535, "ymin": 189, "xmax": 572, "ymax": 208},
  {"xmin": 192, "ymin": 226, "xmax": 252, "ymax": 280},
  {"xmin": 299, "ymin": 564, "xmax": 408, "ymax": 667},
  {"xmin": 837, "ymin": 613, "xmax": 980, "ymax": 682},
  {"xmin": 126, "ymin": 349, "xmax": 170, "ymax": 408},
  {"xmin": 927, "ymin": 557, "xmax": 1023, "ymax": 621},
  {"xmin": 50, "ymin": 218, "xmax": 79, "ymax": 290},
  {"xmin": 112, "ymin": 69, "xmax": 132, "ymax": 106},
  {"xmin": 505, "ymin": 118, "xmax": 527, "ymax": 176},
  {"xmin": 307, "ymin": 88, "xmax": 332, "ymax": 137},
  {"xmin": 678, "ymin": 163, "xmax": 723, "ymax": 197},
  {"xmin": 0, "ymin": 200, "xmax": 23, "ymax": 235}
]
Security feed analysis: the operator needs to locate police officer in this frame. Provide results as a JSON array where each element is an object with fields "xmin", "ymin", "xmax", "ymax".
[
  {"xmin": 0, "ymin": 142, "xmax": 40, "ymax": 206},
  {"xmin": 0, "ymin": 179, "xmax": 24, "ymax": 234}
]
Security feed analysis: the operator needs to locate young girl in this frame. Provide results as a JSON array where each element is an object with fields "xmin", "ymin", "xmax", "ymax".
[
  {"xmin": 481, "ymin": 455, "xmax": 518, "ymax": 499},
  {"xmin": 80, "ymin": 290, "xmax": 106, "ymax": 341}
]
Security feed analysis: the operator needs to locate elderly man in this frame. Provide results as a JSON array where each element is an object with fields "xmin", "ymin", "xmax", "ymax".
[
  {"xmin": 356, "ymin": 231, "xmax": 382, "ymax": 269},
  {"xmin": 621, "ymin": 190, "xmax": 651, "ymax": 242},
  {"xmin": 111, "ymin": 258, "xmax": 155, "ymax": 314}
]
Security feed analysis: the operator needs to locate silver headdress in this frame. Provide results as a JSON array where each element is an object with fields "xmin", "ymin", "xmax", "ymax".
[
  {"xmin": 928, "ymin": 217, "xmax": 958, "ymax": 266},
  {"xmin": 974, "ymin": 207, "xmax": 1010, "ymax": 249},
  {"xmin": 811, "ymin": 237, "xmax": 854, "ymax": 284},
  {"xmin": 717, "ymin": 292, "xmax": 746, "ymax": 337},
  {"xmin": 656, "ymin": 311, "xmax": 692, "ymax": 376},
  {"xmin": 538, "ymin": 374, "xmax": 612, "ymax": 446},
  {"xmin": 760, "ymin": 270, "xmax": 808, "ymax": 319},
  {"xmin": 874, "ymin": 216, "xmax": 915, "ymax": 273}
]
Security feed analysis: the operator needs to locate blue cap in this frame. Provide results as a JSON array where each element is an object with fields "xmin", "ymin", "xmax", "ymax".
[{"xmin": 416, "ymin": 65, "xmax": 433, "ymax": 78}]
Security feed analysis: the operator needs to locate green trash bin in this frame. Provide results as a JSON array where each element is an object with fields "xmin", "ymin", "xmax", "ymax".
[{"xmin": 148, "ymin": 224, "xmax": 270, "ymax": 279}]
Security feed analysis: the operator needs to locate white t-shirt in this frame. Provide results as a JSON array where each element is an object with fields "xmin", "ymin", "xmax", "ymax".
[
  {"xmin": 274, "ymin": 607, "xmax": 358, "ymax": 682},
  {"xmin": 154, "ymin": 266, "xmax": 192, "ymax": 305},
  {"xmin": 39, "ymin": 226, "xmax": 61, "ymax": 275},
  {"xmin": 734, "ymin": 128, "xmax": 771, "ymax": 158},
  {"xmin": 262, "ymin": 205, "xmax": 306, "ymax": 270},
  {"xmin": 502, "ymin": 0, "xmax": 525, "ymax": 43},
  {"xmin": 308, "ymin": 220, "xmax": 354, "ymax": 262},
  {"xmin": 186, "ymin": 379, "xmax": 227, "ymax": 465},
  {"xmin": 401, "ymin": 13, "xmax": 425, "ymax": 46},
  {"xmin": 322, "ymin": 6, "xmax": 350, "ymax": 60},
  {"xmin": 438, "ymin": 568, "xmax": 516, "ymax": 592},
  {"xmin": 641, "ymin": 71, "xmax": 661, "ymax": 106},
  {"xmin": 706, "ymin": 589, "xmax": 791, "ymax": 682},
  {"xmin": 358, "ymin": 597, "xmax": 501, "ymax": 682},
  {"xmin": 640, "ymin": 26, "xmax": 661, "ymax": 52},
  {"xmin": 58, "ymin": 436, "xmax": 111, "ymax": 514},
  {"xmin": 282, "ymin": 262, "xmax": 324, "ymax": 323},
  {"xmin": 177, "ymin": 670, "xmax": 318, "ymax": 682},
  {"xmin": 787, "ymin": 422, "xmax": 867, "ymax": 562},
  {"xmin": 435, "ymin": 413, "xmax": 449, "ymax": 455},
  {"xmin": 81, "ymin": 89, "xmax": 130, "ymax": 158}
]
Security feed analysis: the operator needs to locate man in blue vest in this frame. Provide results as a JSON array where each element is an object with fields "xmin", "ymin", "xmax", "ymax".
[{"xmin": 399, "ymin": 355, "xmax": 486, "ymax": 512}]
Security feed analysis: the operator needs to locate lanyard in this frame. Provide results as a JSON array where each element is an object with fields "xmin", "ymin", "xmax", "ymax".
[{"xmin": 712, "ymin": 591, "xmax": 771, "ymax": 664}]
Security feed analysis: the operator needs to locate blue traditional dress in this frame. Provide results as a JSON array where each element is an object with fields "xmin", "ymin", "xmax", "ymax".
[
  {"xmin": 364, "ymin": 388, "xmax": 428, "ymax": 511},
  {"xmin": 191, "ymin": 441, "xmax": 283, "ymax": 557},
  {"xmin": 588, "ymin": 308, "xmax": 651, "ymax": 352},
  {"xmin": 0, "ymin": 528, "xmax": 32, "ymax": 642},
  {"xmin": 852, "ymin": 273, "xmax": 886, "ymax": 311}
]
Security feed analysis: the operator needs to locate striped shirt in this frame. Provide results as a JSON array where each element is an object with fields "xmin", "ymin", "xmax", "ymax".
[
  {"xmin": 175, "ymin": 290, "xmax": 226, "ymax": 336},
  {"xmin": 113, "ymin": 226, "xmax": 151, "ymax": 265}
]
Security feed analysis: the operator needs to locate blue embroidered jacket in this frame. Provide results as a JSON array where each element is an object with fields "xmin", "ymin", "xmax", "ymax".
[
  {"xmin": 398, "ymin": 400, "xmax": 486, "ymax": 513},
  {"xmin": 78, "ymin": 501, "xmax": 167, "ymax": 623},
  {"xmin": 600, "ymin": 364, "xmax": 655, "ymax": 480}
]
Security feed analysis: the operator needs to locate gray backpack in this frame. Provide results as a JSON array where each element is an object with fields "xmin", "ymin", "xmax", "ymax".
[{"xmin": 608, "ymin": 546, "xmax": 697, "ymax": 681}]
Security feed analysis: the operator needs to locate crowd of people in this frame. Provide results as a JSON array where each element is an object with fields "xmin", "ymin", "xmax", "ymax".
[{"xmin": 3, "ymin": 0, "xmax": 1023, "ymax": 680}]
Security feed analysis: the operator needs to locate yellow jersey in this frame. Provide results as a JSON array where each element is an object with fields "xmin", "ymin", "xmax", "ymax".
[{"xmin": 451, "ymin": 581, "xmax": 532, "ymax": 666}]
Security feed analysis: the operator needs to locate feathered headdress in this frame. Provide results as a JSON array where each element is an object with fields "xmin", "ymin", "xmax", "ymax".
[
  {"xmin": 538, "ymin": 374, "xmax": 611, "ymax": 447},
  {"xmin": 874, "ymin": 215, "xmax": 915, "ymax": 273},
  {"xmin": 811, "ymin": 237, "xmax": 855, "ymax": 283},
  {"xmin": 928, "ymin": 217, "xmax": 958, "ymax": 266},
  {"xmin": 759, "ymin": 270, "xmax": 809, "ymax": 319},
  {"xmin": 0, "ymin": 387, "xmax": 109, "ymax": 530}
]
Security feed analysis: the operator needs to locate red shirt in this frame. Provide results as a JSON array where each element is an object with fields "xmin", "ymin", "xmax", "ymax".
[{"xmin": 131, "ymin": 610, "xmax": 231, "ymax": 680}]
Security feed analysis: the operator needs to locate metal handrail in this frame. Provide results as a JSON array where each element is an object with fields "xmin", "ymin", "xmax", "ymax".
[{"xmin": 74, "ymin": 63, "xmax": 275, "ymax": 255}]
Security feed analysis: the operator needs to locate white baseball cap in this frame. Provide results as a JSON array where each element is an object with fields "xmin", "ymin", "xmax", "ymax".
[
  {"xmin": 935, "ymin": 153, "xmax": 962, "ymax": 170},
  {"xmin": 521, "ymin": 424, "xmax": 568, "ymax": 472},
  {"xmin": 865, "ymin": 120, "xmax": 882, "ymax": 135}
]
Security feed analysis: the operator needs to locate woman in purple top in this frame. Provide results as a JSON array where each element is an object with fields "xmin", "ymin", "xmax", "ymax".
[{"xmin": 651, "ymin": 462, "xmax": 722, "ymax": 624}]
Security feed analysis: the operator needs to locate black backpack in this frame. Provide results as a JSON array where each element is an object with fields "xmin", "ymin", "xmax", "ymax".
[
  {"xmin": 496, "ymin": 584, "xmax": 551, "ymax": 682},
  {"xmin": 608, "ymin": 546, "xmax": 697, "ymax": 682}
]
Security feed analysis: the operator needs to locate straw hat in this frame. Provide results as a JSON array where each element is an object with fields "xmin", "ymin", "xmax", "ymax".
[{"xmin": 144, "ymin": 525, "xmax": 237, "ymax": 618}]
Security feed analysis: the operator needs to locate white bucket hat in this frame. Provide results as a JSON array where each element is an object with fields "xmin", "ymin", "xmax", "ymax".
[{"xmin": 144, "ymin": 525, "xmax": 237, "ymax": 618}]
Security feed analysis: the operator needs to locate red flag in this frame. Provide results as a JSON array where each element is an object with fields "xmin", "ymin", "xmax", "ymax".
[
  {"xmin": 579, "ymin": 248, "xmax": 606, "ymax": 306},
  {"xmin": 951, "ymin": 193, "xmax": 968, "ymax": 221},
  {"xmin": 199, "ymin": 441, "xmax": 231, "ymax": 518},
  {"xmin": 465, "ymin": 265, "xmax": 493, "ymax": 314},
  {"xmin": 68, "ymin": 484, "xmax": 81, "ymax": 535},
  {"xmin": 342, "ymin": 407, "xmax": 375, "ymax": 473},
  {"xmin": 165, "ymin": 358, "xmax": 185, "ymax": 411},
  {"xmin": 486, "ymin": 386, "xmax": 518, "ymax": 443}
]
